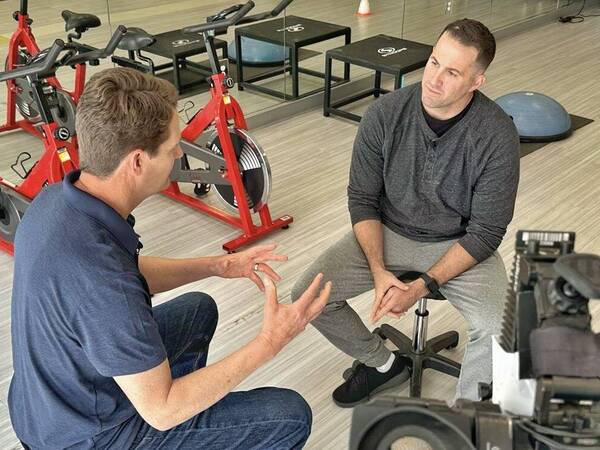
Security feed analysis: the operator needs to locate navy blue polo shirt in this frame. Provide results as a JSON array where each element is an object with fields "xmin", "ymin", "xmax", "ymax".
[{"xmin": 8, "ymin": 171, "xmax": 167, "ymax": 449}]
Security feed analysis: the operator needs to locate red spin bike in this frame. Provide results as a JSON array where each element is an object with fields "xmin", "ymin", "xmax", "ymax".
[
  {"xmin": 118, "ymin": 0, "xmax": 293, "ymax": 252},
  {"xmin": 0, "ymin": 1, "xmax": 126, "ymax": 255}
]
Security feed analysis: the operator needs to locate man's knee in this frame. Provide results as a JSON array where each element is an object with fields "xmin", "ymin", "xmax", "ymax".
[
  {"xmin": 278, "ymin": 389, "xmax": 312, "ymax": 444},
  {"xmin": 189, "ymin": 292, "xmax": 218, "ymax": 318},
  {"xmin": 287, "ymin": 389, "xmax": 312, "ymax": 427},
  {"xmin": 177, "ymin": 292, "xmax": 219, "ymax": 334},
  {"xmin": 261, "ymin": 388, "xmax": 312, "ymax": 438}
]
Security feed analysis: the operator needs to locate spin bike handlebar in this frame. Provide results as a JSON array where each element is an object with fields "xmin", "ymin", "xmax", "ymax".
[
  {"xmin": 0, "ymin": 39, "xmax": 65, "ymax": 83},
  {"xmin": 62, "ymin": 25, "xmax": 127, "ymax": 66},
  {"xmin": 237, "ymin": 0, "xmax": 294, "ymax": 24},
  {"xmin": 0, "ymin": 26, "xmax": 128, "ymax": 83},
  {"xmin": 182, "ymin": 0, "xmax": 294, "ymax": 35},
  {"xmin": 183, "ymin": 1, "xmax": 255, "ymax": 34}
]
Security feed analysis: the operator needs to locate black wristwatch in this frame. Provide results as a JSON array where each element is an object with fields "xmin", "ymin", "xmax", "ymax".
[{"xmin": 419, "ymin": 273, "xmax": 440, "ymax": 296}]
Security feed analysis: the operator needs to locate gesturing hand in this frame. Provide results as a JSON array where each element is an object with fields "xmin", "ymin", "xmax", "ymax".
[
  {"xmin": 258, "ymin": 273, "xmax": 332, "ymax": 357},
  {"xmin": 219, "ymin": 243, "xmax": 287, "ymax": 291},
  {"xmin": 370, "ymin": 269, "xmax": 409, "ymax": 324}
]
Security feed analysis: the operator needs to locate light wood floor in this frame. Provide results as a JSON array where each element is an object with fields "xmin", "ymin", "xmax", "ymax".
[{"xmin": 1, "ymin": 3, "xmax": 600, "ymax": 450}]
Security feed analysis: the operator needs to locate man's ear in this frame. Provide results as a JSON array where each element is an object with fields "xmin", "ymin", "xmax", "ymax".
[
  {"xmin": 470, "ymin": 72, "xmax": 486, "ymax": 93},
  {"xmin": 126, "ymin": 149, "xmax": 145, "ymax": 175}
]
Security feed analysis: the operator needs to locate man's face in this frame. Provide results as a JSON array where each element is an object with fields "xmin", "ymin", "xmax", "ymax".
[
  {"xmin": 421, "ymin": 32, "xmax": 485, "ymax": 112},
  {"xmin": 143, "ymin": 110, "xmax": 183, "ymax": 193}
]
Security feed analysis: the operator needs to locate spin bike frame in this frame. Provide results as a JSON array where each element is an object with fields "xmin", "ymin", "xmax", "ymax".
[
  {"xmin": 0, "ymin": 27, "xmax": 127, "ymax": 255},
  {"xmin": 0, "ymin": 38, "xmax": 76, "ymax": 256},
  {"xmin": 0, "ymin": 1, "xmax": 86, "ymax": 226},
  {"xmin": 163, "ymin": 1, "xmax": 293, "ymax": 252},
  {"xmin": 1, "ymin": 1, "xmax": 87, "ymax": 133}
]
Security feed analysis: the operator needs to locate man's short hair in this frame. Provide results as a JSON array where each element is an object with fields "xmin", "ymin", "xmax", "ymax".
[
  {"xmin": 75, "ymin": 67, "xmax": 178, "ymax": 177},
  {"xmin": 440, "ymin": 18, "xmax": 496, "ymax": 71}
]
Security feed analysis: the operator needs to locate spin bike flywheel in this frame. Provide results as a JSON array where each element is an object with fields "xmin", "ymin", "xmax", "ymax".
[
  {"xmin": 207, "ymin": 128, "xmax": 271, "ymax": 214},
  {"xmin": 0, "ymin": 187, "xmax": 29, "ymax": 244},
  {"xmin": 6, "ymin": 48, "xmax": 77, "ymax": 136},
  {"xmin": 6, "ymin": 48, "xmax": 41, "ymax": 122}
]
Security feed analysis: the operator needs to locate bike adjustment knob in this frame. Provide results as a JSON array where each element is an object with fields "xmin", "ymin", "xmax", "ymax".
[{"xmin": 54, "ymin": 127, "xmax": 71, "ymax": 141}]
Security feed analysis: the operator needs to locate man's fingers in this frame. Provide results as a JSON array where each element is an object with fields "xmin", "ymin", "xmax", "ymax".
[
  {"xmin": 250, "ymin": 272, "xmax": 265, "ymax": 292},
  {"xmin": 370, "ymin": 290, "xmax": 385, "ymax": 323},
  {"xmin": 256, "ymin": 263, "xmax": 282, "ymax": 282},
  {"xmin": 372, "ymin": 286, "xmax": 395, "ymax": 323},
  {"xmin": 391, "ymin": 279, "xmax": 410, "ymax": 291},
  {"xmin": 251, "ymin": 243, "xmax": 277, "ymax": 254},
  {"xmin": 371, "ymin": 287, "xmax": 395, "ymax": 323},
  {"xmin": 296, "ymin": 273, "xmax": 324, "ymax": 307},
  {"xmin": 257, "ymin": 254, "xmax": 288, "ymax": 263},
  {"xmin": 250, "ymin": 243, "xmax": 288, "ymax": 262},
  {"xmin": 306, "ymin": 281, "xmax": 332, "ymax": 320},
  {"xmin": 263, "ymin": 276, "xmax": 278, "ymax": 306},
  {"xmin": 373, "ymin": 298, "xmax": 397, "ymax": 323}
]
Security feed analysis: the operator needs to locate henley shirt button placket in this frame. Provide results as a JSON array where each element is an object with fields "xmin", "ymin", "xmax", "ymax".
[{"xmin": 425, "ymin": 141, "xmax": 437, "ymax": 181}]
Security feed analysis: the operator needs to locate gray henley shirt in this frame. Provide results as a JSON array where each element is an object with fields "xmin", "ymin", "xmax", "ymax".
[{"xmin": 348, "ymin": 83, "xmax": 520, "ymax": 262}]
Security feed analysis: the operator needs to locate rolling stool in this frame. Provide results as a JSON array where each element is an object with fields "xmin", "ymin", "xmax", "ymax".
[{"xmin": 375, "ymin": 271, "xmax": 461, "ymax": 397}]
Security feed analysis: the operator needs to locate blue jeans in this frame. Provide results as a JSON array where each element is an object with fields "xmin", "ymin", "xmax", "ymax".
[{"xmin": 97, "ymin": 292, "xmax": 312, "ymax": 449}]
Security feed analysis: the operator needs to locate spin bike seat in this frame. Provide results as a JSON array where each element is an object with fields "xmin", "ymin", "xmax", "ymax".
[
  {"xmin": 118, "ymin": 28, "xmax": 155, "ymax": 52},
  {"xmin": 61, "ymin": 10, "xmax": 101, "ymax": 32}
]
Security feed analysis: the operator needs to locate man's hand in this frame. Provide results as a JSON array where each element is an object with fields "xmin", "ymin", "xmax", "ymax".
[
  {"xmin": 371, "ymin": 280, "xmax": 428, "ymax": 323},
  {"xmin": 114, "ymin": 272, "xmax": 330, "ymax": 431},
  {"xmin": 370, "ymin": 269, "xmax": 409, "ymax": 323},
  {"xmin": 218, "ymin": 243, "xmax": 288, "ymax": 291},
  {"xmin": 258, "ymin": 273, "xmax": 332, "ymax": 357}
]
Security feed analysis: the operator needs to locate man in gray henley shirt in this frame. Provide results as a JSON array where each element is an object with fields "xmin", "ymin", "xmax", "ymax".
[{"xmin": 292, "ymin": 19, "xmax": 519, "ymax": 406}]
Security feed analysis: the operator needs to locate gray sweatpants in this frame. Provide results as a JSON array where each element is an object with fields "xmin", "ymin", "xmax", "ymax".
[{"xmin": 291, "ymin": 226, "xmax": 508, "ymax": 401}]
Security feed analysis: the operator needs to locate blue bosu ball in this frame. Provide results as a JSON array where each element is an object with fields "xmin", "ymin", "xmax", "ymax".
[
  {"xmin": 228, "ymin": 36, "xmax": 290, "ymax": 66},
  {"xmin": 495, "ymin": 92, "xmax": 572, "ymax": 143}
]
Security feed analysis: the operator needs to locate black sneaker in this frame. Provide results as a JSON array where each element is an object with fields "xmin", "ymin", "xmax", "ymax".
[{"xmin": 332, "ymin": 352, "xmax": 410, "ymax": 408}]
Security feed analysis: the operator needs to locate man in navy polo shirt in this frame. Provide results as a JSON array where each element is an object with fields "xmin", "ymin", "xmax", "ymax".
[{"xmin": 9, "ymin": 67, "xmax": 331, "ymax": 449}]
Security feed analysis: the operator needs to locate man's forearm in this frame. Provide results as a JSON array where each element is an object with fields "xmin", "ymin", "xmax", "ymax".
[
  {"xmin": 159, "ymin": 335, "xmax": 274, "ymax": 429},
  {"xmin": 353, "ymin": 220, "xmax": 385, "ymax": 273},
  {"xmin": 139, "ymin": 255, "xmax": 226, "ymax": 294},
  {"xmin": 128, "ymin": 335, "xmax": 274, "ymax": 431},
  {"xmin": 397, "ymin": 242, "xmax": 477, "ymax": 303},
  {"xmin": 427, "ymin": 242, "xmax": 477, "ymax": 287}
]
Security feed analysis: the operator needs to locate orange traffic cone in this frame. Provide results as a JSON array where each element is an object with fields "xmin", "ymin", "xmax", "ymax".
[{"xmin": 356, "ymin": 0, "xmax": 372, "ymax": 16}]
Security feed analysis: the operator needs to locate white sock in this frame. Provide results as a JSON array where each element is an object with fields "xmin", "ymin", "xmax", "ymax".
[{"xmin": 376, "ymin": 352, "xmax": 396, "ymax": 373}]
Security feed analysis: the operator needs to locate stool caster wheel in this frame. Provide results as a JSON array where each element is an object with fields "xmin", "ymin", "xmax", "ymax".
[
  {"xmin": 446, "ymin": 332, "xmax": 460, "ymax": 349},
  {"xmin": 194, "ymin": 183, "xmax": 211, "ymax": 197},
  {"xmin": 373, "ymin": 327, "xmax": 387, "ymax": 340},
  {"xmin": 342, "ymin": 360, "xmax": 361, "ymax": 380},
  {"xmin": 282, "ymin": 225, "xmax": 290, "ymax": 229}
]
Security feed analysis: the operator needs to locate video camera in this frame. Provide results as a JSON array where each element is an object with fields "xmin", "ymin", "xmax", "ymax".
[{"xmin": 350, "ymin": 230, "xmax": 600, "ymax": 450}]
